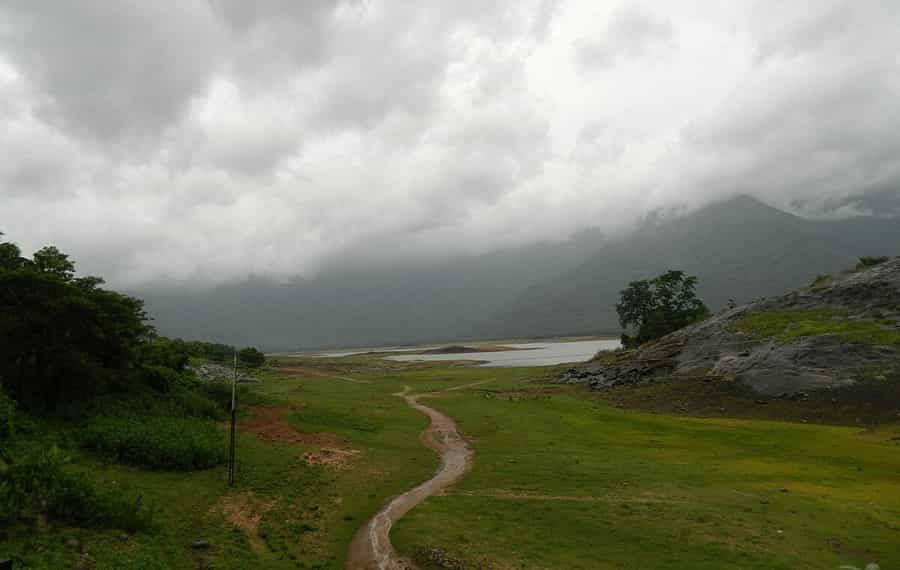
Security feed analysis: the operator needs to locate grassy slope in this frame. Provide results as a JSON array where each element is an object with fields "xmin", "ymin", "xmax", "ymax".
[
  {"xmin": 733, "ymin": 307, "xmax": 900, "ymax": 345},
  {"xmin": 391, "ymin": 373, "xmax": 900, "ymax": 570},
  {"xmin": 4, "ymin": 359, "xmax": 898, "ymax": 569}
]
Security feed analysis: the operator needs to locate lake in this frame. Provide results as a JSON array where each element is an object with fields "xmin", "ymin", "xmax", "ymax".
[{"xmin": 387, "ymin": 339, "xmax": 621, "ymax": 367}]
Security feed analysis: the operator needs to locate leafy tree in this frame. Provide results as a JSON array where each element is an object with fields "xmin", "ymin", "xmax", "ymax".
[
  {"xmin": 238, "ymin": 347, "xmax": 265, "ymax": 368},
  {"xmin": 615, "ymin": 270, "xmax": 709, "ymax": 348},
  {"xmin": 31, "ymin": 246, "xmax": 75, "ymax": 279},
  {"xmin": 0, "ymin": 233, "xmax": 151, "ymax": 410}
]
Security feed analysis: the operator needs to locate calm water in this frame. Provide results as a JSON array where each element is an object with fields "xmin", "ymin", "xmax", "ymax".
[{"xmin": 387, "ymin": 339, "xmax": 621, "ymax": 368}]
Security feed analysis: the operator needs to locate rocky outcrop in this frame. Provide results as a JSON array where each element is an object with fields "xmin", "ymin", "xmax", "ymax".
[
  {"xmin": 561, "ymin": 258, "xmax": 900, "ymax": 396},
  {"xmin": 188, "ymin": 363, "xmax": 258, "ymax": 383}
]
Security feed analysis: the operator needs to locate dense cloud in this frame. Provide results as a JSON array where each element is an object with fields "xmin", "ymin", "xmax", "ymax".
[{"xmin": 1, "ymin": 0, "xmax": 898, "ymax": 286}]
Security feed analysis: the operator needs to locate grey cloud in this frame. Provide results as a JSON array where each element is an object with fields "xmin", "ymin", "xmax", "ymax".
[
  {"xmin": 680, "ymin": 4, "xmax": 900, "ymax": 215},
  {"xmin": 0, "ymin": 0, "xmax": 225, "ymax": 139},
  {"xmin": 575, "ymin": 4, "xmax": 673, "ymax": 70},
  {"xmin": 1, "ymin": 1, "xmax": 898, "ymax": 288}
]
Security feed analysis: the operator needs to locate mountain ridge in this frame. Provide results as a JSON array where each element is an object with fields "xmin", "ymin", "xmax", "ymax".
[{"xmin": 138, "ymin": 195, "xmax": 900, "ymax": 350}]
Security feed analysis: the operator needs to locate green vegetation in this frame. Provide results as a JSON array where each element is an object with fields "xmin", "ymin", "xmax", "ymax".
[
  {"xmin": 2, "ymin": 229, "xmax": 897, "ymax": 568},
  {"xmin": 599, "ymin": 369, "xmax": 900, "ymax": 426},
  {"xmin": 82, "ymin": 415, "xmax": 227, "ymax": 471},
  {"xmin": 856, "ymin": 256, "xmax": 891, "ymax": 271},
  {"xmin": 0, "ymin": 232, "xmax": 273, "ymax": 566},
  {"xmin": 393, "ymin": 373, "xmax": 900, "ymax": 570},
  {"xmin": 810, "ymin": 273, "xmax": 833, "ymax": 289},
  {"xmin": 0, "ymin": 392, "xmax": 156, "ymax": 537},
  {"xmin": 734, "ymin": 308, "xmax": 900, "ymax": 345},
  {"xmin": 3, "ymin": 356, "xmax": 898, "ymax": 568},
  {"xmin": 616, "ymin": 270, "xmax": 709, "ymax": 347}
]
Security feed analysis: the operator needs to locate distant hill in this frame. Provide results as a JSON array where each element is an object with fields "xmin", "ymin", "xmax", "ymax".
[
  {"xmin": 136, "ymin": 228, "xmax": 606, "ymax": 351},
  {"xmin": 138, "ymin": 195, "xmax": 900, "ymax": 351},
  {"xmin": 478, "ymin": 195, "xmax": 900, "ymax": 339}
]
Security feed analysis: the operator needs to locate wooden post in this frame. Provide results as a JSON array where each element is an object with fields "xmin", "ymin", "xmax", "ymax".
[{"xmin": 228, "ymin": 352, "xmax": 237, "ymax": 486}]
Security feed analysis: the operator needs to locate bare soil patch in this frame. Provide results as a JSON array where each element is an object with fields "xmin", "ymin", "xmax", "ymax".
[
  {"xmin": 244, "ymin": 405, "xmax": 344, "ymax": 446},
  {"xmin": 302, "ymin": 447, "xmax": 361, "ymax": 469},
  {"xmin": 211, "ymin": 492, "xmax": 275, "ymax": 554}
]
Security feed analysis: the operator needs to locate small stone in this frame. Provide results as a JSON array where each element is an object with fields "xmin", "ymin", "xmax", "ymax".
[
  {"xmin": 779, "ymin": 488, "xmax": 789, "ymax": 493},
  {"xmin": 71, "ymin": 553, "xmax": 96, "ymax": 570},
  {"xmin": 66, "ymin": 538, "xmax": 81, "ymax": 550},
  {"xmin": 192, "ymin": 540, "xmax": 210, "ymax": 549},
  {"xmin": 864, "ymin": 564, "xmax": 881, "ymax": 570},
  {"xmin": 119, "ymin": 533, "xmax": 129, "ymax": 541}
]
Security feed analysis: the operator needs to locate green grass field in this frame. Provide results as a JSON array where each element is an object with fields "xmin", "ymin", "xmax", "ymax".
[{"xmin": 3, "ymin": 358, "xmax": 898, "ymax": 569}]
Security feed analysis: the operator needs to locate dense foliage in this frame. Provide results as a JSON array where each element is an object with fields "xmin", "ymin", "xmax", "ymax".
[
  {"xmin": 0, "ymin": 393, "xmax": 156, "ymax": 531},
  {"xmin": 179, "ymin": 340, "xmax": 266, "ymax": 368},
  {"xmin": 615, "ymin": 270, "xmax": 709, "ymax": 347},
  {"xmin": 0, "ymin": 233, "xmax": 150, "ymax": 411},
  {"xmin": 0, "ymin": 231, "xmax": 273, "ymax": 537},
  {"xmin": 82, "ymin": 414, "xmax": 226, "ymax": 470},
  {"xmin": 0, "ymin": 231, "xmax": 266, "ymax": 412}
]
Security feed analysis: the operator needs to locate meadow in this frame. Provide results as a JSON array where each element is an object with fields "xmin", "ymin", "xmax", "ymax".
[{"xmin": 3, "ymin": 356, "xmax": 898, "ymax": 569}]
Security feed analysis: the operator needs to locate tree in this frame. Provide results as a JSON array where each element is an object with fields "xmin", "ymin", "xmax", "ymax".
[
  {"xmin": 0, "ymin": 233, "xmax": 151, "ymax": 410},
  {"xmin": 615, "ymin": 270, "xmax": 709, "ymax": 348},
  {"xmin": 238, "ymin": 347, "xmax": 265, "ymax": 368}
]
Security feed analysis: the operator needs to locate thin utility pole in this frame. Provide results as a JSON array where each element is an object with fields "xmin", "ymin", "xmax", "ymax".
[{"xmin": 228, "ymin": 351, "xmax": 237, "ymax": 486}]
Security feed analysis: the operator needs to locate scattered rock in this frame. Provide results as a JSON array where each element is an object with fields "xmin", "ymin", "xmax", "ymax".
[
  {"xmin": 192, "ymin": 540, "xmax": 210, "ymax": 549},
  {"xmin": 415, "ymin": 547, "xmax": 466, "ymax": 570},
  {"xmin": 188, "ymin": 363, "xmax": 258, "ymax": 383},
  {"xmin": 560, "ymin": 258, "xmax": 900, "ymax": 397},
  {"xmin": 70, "ymin": 553, "xmax": 96, "ymax": 570}
]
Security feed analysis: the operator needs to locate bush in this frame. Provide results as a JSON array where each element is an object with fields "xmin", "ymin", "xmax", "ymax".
[
  {"xmin": 0, "ymin": 391, "xmax": 22, "ymax": 441},
  {"xmin": 238, "ymin": 347, "xmax": 266, "ymax": 368},
  {"xmin": 0, "ymin": 443, "xmax": 155, "ymax": 530},
  {"xmin": 82, "ymin": 414, "xmax": 226, "ymax": 470},
  {"xmin": 172, "ymin": 388, "xmax": 224, "ymax": 420},
  {"xmin": 856, "ymin": 256, "xmax": 891, "ymax": 270},
  {"xmin": 198, "ymin": 380, "xmax": 265, "ymax": 412}
]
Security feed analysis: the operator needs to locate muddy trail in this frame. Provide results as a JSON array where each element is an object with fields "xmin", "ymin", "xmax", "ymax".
[{"xmin": 345, "ymin": 387, "xmax": 472, "ymax": 570}]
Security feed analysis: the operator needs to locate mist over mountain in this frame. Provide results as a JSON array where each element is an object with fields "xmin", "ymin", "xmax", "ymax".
[
  {"xmin": 136, "ymin": 227, "xmax": 607, "ymax": 351},
  {"xmin": 139, "ymin": 196, "xmax": 900, "ymax": 351},
  {"xmin": 480, "ymin": 196, "xmax": 900, "ymax": 339}
]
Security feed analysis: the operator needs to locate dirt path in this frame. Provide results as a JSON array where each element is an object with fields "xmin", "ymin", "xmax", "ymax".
[{"xmin": 345, "ymin": 387, "xmax": 472, "ymax": 570}]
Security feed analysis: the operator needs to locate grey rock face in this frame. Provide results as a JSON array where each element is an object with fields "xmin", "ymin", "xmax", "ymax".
[{"xmin": 561, "ymin": 258, "xmax": 900, "ymax": 396}]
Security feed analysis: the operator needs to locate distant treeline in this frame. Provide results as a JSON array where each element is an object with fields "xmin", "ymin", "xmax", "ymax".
[
  {"xmin": 179, "ymin": 339, "xmax": 265, "ymax": 367},
  {"xmin": 0, "ymin": 231, "xmax": 264, "ymax": 412}
]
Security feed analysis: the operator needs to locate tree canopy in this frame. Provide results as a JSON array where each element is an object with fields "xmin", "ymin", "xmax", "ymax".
[
  {"xmin": 615, "ymin": 270, "xmax": 709, "ymax": 348},
  {"xmin": 0, "ymin": 232, "xmax": 264, "ymax": 411}
]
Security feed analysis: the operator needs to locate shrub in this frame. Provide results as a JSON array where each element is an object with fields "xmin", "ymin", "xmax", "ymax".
[
  {"xmin": 811, "ymin": 274, "xmax": 832, "ymax": 289},
  {"xmin": 82, "ymin": 414, "xmax": 226, "ymax": 471},
  {"xmin": 198, "ymin": 380, "xmax": 265, "ymax": 412},
  {"xmin": 172, "ymin": 388, "xmax": 224, "ymax": 420},
  {"xmin": 856, "ymin": 256, "xmax": 891, "ymax": 270},
  {"xmin": 0, "ymin": 443, "xmax": 155, "ymax": 530},
  {"xmin": 0, "ymin": 391, "xmax": 22, "ymax": 441},
  {"xmin": 238, "ymin": 347, "xmax": 266, "ymax": 368}
]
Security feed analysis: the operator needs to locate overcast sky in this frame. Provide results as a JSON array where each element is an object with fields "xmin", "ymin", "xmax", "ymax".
[{"xmin": 1, "ymin": 1, "xmax": 898, "ymax": 286}]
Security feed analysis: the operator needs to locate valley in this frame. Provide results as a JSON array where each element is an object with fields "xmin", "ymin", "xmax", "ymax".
[{"xmin": 6, "ymin": 353, "xmax": 897, "ymax": 569}]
